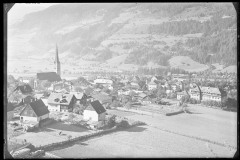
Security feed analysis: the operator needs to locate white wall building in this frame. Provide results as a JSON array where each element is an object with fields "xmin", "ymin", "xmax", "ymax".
[{"xmin": 83, "ymin": 100, "xmax": 106, "ymax": 122}]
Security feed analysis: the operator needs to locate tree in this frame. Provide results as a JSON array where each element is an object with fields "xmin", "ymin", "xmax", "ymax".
[
  {"xmin": 41, "ymin": 80, "xmax": 51, "ymax": 89},
  {"xmin": 73, "ymin": 103, "xmax": 85, "ymax": 114},
  {"xmin": 180, "ymin": 94, "xmax": 190, "ymax": 103},
  {"xmin": 125, "ymin": 102, "xmax": 132, "ymax": 109},
  {"xmin": 129, "ymin": 91, "xmax": 136, "ymax": 97},
  {"xmin": 106, "ymin": 115, "xmax": 116, "ymax": 128},
  {"xmin": 157, "ymin": 87, "xmax": 166, "ymax": 99},
  {"xmin": 138, "ymin": 81, "xmax": 146, "ymax": 90},
  {"xmin": 110, "ymin": 100, "xmax": 121, "ymax": 108}
]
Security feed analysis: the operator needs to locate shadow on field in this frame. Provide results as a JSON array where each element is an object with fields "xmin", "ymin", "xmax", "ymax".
[
  {"xmin": 124, "ymin": 126, "xmax": 147, "ymax": 132},
  {"xmin": 186, "ymin": 111, "xmax": 203, "ymax": 114},
  {"xmin": 46, "ymin": 122, "xmax": 89, "ymax": 133}
]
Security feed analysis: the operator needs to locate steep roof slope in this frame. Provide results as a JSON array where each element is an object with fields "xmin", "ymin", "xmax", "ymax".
[
  {"xmin": 37, "ymin": 72, "xmax": 61, "ymax": 82},
  {"xmin": 85, "ymin": 100, "xmax": 106, "ymax": 114}
]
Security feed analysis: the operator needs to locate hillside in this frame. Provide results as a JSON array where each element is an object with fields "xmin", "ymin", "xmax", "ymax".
[{"xmin": 8, "ymin": 3, "xmax": 237, "ymax": 73}]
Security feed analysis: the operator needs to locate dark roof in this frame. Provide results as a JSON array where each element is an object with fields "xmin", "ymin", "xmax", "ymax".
[
  {"xmin": 14, "ymin": 84, "xmax": 33, "ymax": 94},
  {"xmin": 86, "ymin": 100, "xmax": 106, "ymax": 114},
  {"xmin": 36, "ymin": 72, "xmax": 61, "ymax": 82},
  {"xmin": 20, "ymin": 99, "xmax": 49, "ymax": 117}
]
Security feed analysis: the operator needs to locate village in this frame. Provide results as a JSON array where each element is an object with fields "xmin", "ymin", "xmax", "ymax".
[{"xmin": 6, "ymin": 45, "xmax": 237, "ymax": 158}]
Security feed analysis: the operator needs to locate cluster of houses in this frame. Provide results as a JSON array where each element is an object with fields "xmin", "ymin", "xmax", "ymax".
[
  {"xmin": 7, "ymin": 71, "xmax": 231, "ymax": 132},
  {"xmin": 7, "ymin": 44, "xmax": 236, "ymax": 132}
]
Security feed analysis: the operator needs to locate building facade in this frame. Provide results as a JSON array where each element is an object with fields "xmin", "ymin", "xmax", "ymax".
[{"xmin": 201, "ymin": 87, "xmax": 222, "ymax": 102}]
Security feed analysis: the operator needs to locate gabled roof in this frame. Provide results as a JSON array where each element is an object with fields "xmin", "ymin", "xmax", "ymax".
[
  {"xmin": 137, "ymin": 93, "xmax": 147, "ymax": 98},
  {"xmin": 36, "ymin": 72, "xmax": 61, "ymax": 82},
  {"xmin": 14, "ymin": 84, "xmax": 33, "ymax": 94},
  {"xmin": 20, "ymin": 99, "xmax": 49, "ymax": 117},
  {"xmin": 70, "ymin": 92, "xmax": 86, "ymax": 100},
  {"xmin": 177, "ymin": 90, "xmax": 189, "ymax": 95},
  {"xmin": 85, "ymin": 100, "xmax": 106, "ymax": 114},
  {"xmin": 142, "ymin": 96, "xmax": 152, "ymax": 101},
  {"xmin": 48, "ymin": 93, "xmax": 75, "ymax": 105},
  {"xmin": 148, "ymin": 81, "xmax": 157, "ymax": 85}
]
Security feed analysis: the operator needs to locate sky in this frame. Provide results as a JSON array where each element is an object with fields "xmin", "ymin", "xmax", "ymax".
[{"xmin": 8, "ymin": 3, "xmax": 59, "ymax": 25}]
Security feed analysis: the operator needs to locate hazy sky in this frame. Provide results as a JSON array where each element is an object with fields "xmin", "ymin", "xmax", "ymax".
[{"xmin": 8, "ymin": 3, "xmax": 59, "ymax": 25}]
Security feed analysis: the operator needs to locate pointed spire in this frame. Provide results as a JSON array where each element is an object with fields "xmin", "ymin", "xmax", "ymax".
[{"xmin": 55, "ymin": 43, "xmax": 60, "ymax": 64}]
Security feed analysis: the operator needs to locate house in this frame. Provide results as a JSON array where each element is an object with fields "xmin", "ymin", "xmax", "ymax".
[
  {"xmin": 189, "ymin": 86, "xmax": 201, "ymax": 101},
  {"xmin": 91, "ymin": 93, "xmax": 112, "ymax": 108},
  {"xmin": 171, "ymin": 84, "xmax": 177, "ymax": 92},
  {"xmin": 131, "ymin": 75, "xmax": 140, "ymax": 83},
  {"xmin": 177, "ymin": 91, "xmax": 189, "ymax": 100},
  {"xmin": 20, "ymin": 95, "xmax": 36, "ymax": 105},
  {"xmin": 83, "ymin": 100, "xmax": 106, "ymax": 122},
  {"xmin": 49, "ymin": 82, "xmax": 73, "ymax": 92},
  {"xmin": 135, "ymin": 92, "xmax": 147, "ymax": 101},
  {"xmin": 14, "ymin": 84, "xmax": 33, "ymax": 95},
  {"xmin": 7, "ymin": 103, "xmax": 15, "ymax": 121},
  {"xmin": 147, "ymin": 81, "xmax": 157, "ymax": 90},
  {"xmin": 141, "ymin": 96, "xmax": 153, "ymax": 104},
  {"xmin": 151, "ymin": 75, "xmax": 163, "ymax": 83},
  {"xmin": 201, "ymin": 87, "xmax": 222, "ymax": 102},
  {"xmin": 47, "ymin": 93, "xmax": 76, "ymax": 112},
  {"xmin": 69, "ymin": 92, "xmax": 91, "ymax": 105},
  {"xmin": 94, "ymin": 78, "xmax": 113, "ymax": 85},
  {"xmin": 19, "ymin": 99, "xmax": 50, "ymax": 127},
  {"xmin": 130, "ymin": 82, "xmax": 140, "ymax": 89}
]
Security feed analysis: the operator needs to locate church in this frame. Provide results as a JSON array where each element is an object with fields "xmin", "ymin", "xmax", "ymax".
[{"xmin": 34, "ymin": 44, "xmax": 62, "ymax": 89}]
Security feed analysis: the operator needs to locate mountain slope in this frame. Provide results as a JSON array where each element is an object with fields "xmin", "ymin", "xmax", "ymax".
[{"xmin": 8, "ymin": 3, "xmax": 237, "ymax": 73}]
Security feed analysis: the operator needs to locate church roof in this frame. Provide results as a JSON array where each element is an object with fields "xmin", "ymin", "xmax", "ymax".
[{"xmin": 37, "ymin": 72, "xmax": 61, "ymax": 82}]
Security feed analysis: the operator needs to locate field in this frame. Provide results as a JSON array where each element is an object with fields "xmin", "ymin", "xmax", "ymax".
[
  {"xmin": 50, "ymin": 125, "xmax": 235, "ymax": 158},
  {"xmin": 49, "ymin": 105, "xmax": 237, "ymax": 158},
  {"xmin": 11, "ymin": 121, "xmax": 94, "ymax": 148}
]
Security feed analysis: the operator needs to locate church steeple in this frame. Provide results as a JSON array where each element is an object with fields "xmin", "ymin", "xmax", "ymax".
[
  {"xmin": 55, "ymin": 44, "xmax": 60, "ymax": 63},
  {"xmin": 54, "ymin": 43, "xmax": 61, "ymax": 77}
]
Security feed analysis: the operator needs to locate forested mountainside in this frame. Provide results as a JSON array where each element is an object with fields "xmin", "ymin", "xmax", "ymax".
[{"xmin": 9, "ymin": 3, "xmax": 237, "ymax": 70}]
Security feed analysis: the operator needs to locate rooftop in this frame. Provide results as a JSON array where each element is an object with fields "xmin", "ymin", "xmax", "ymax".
[
  {"xmin": 48, "ymin": 93, "xmax": 75, "ymax": 105},
  {"xmin": 85, "ymin": 100, "xmax": 106, "ymax": 114},
  {"xmin": 36, "ymin": 72, "xmax": 61, "ymax": 82}
]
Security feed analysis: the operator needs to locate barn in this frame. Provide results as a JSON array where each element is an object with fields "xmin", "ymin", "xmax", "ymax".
[
  {"xmin": 83, "ymin": 100, "xmax": 106, "ymax": 122},
  {"xmin": 19, "ymin": 99, "xmax": 50, "ymax": 127}
]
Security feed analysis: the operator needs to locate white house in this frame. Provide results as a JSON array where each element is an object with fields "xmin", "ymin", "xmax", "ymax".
[
  {"xmin": 201, "ymin": 87, "xmax": 222, "ymax": 102},
  {"xmin": 19, "ymin": 99, "xmax": 50, "ymax": 126},
  {"xmin": 176, "ymin": 91, "xmax": 189, "ymax": 100},
  {"xmin": 83, "ymin": 100, "xmax": 106, "ymax": 122},
  {"xmin": 147, "ymin": 81, "xmax": 157, "ymax": 90},
  {"xmin": 94, "ymin": 79, "xmax": 113, "ymax": 85}
]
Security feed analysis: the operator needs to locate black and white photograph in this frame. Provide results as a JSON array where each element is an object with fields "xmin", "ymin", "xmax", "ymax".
[{"xmin": 4, "ymin": 3, "xmax": 238, "ymax": 158}]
